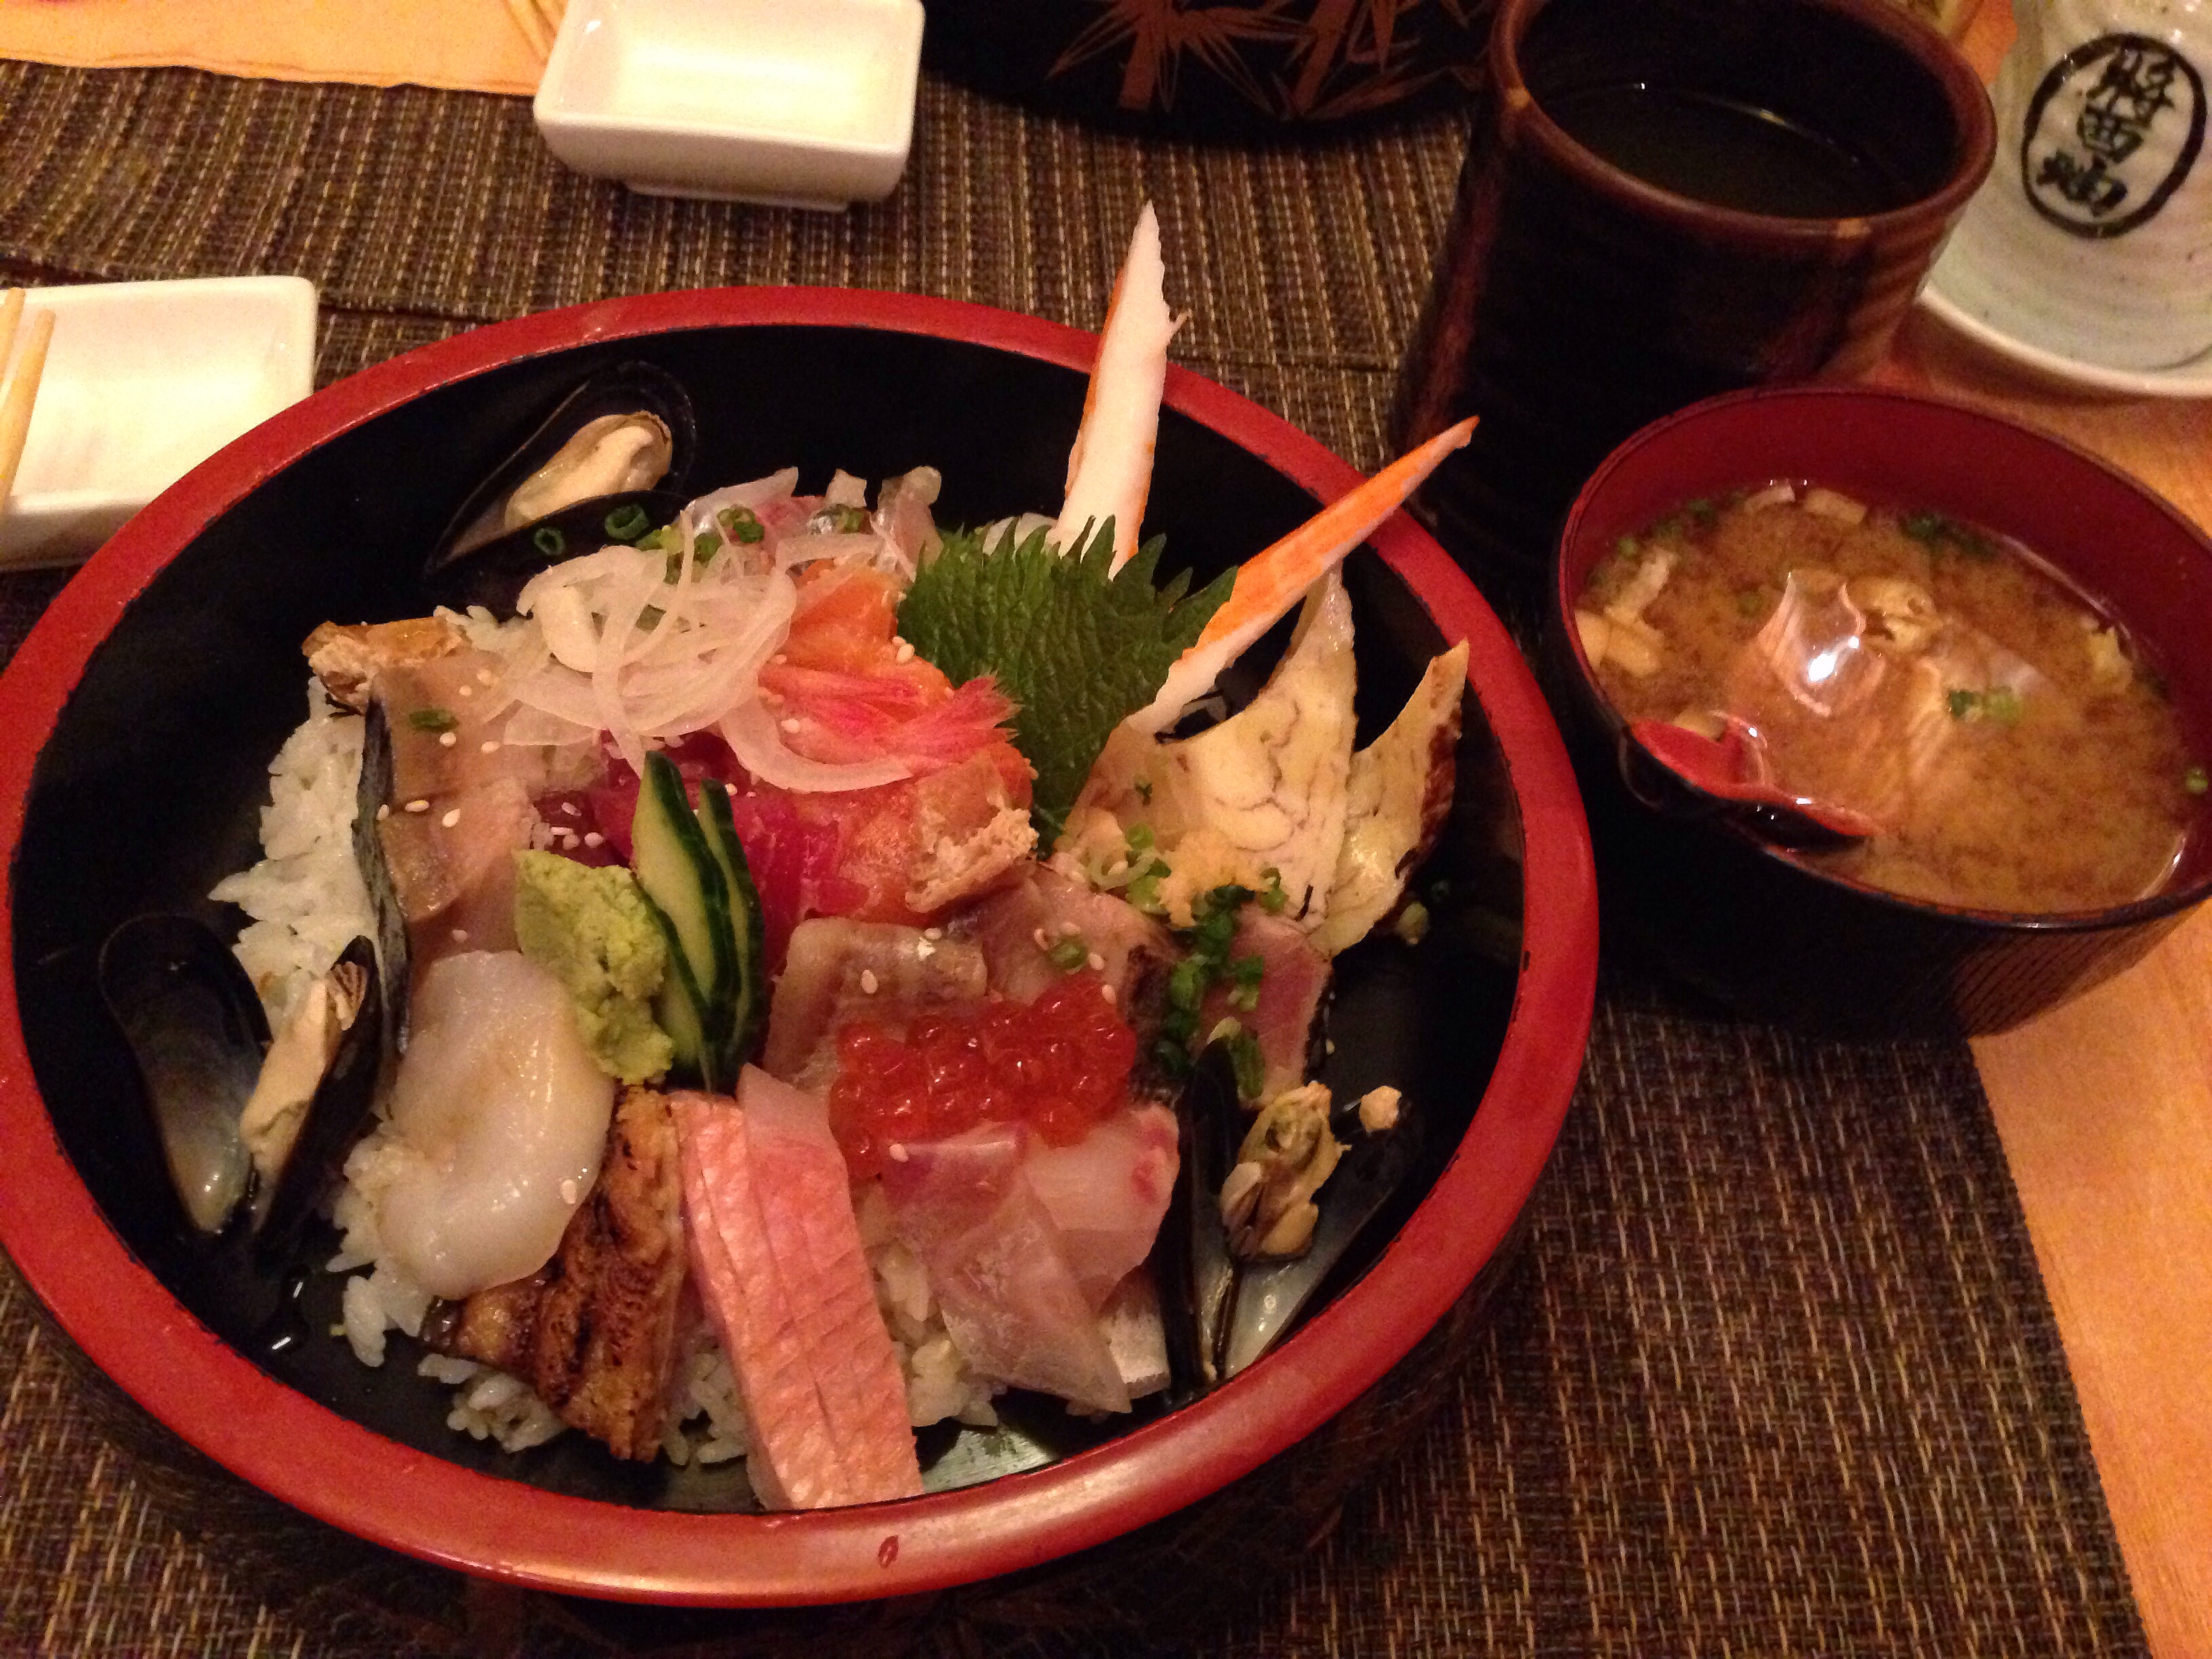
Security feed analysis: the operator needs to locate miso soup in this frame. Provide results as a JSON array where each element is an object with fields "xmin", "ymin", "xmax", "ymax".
[{"xmin": 1575, "ymin": 484, "xmax": 2203, "ymax": 912}]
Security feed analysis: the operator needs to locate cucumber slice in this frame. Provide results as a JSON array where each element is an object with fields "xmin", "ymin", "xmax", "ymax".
[
  {"xmin": 695, "ymin": 780, "xmax": 767, "ymax": 1073},
  {"xmin": 630, "ymin": 752, "xmax": 735, "ymax": 1035},
  {"xmin": 638, "ymin": 889, "xmax": 721, "ymax": 1090}
]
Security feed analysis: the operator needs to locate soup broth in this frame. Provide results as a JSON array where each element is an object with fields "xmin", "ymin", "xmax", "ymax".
[{"xmin": 1576, "ymin": 485, "xmax": 2203, "ymax": 912}]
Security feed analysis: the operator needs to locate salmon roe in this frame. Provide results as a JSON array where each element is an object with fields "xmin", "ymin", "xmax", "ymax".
[{"xmin": 827, "ymin": 971, "xmax": 1136, "ymax": 1179}]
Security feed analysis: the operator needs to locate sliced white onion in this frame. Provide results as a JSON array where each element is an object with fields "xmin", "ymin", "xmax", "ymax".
[{"xmin": 720, "ymin": 700, "xmax": 908, "ymax": 793}]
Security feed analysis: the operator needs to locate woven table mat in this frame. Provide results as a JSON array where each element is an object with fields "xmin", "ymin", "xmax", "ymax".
[{"xmin": 0, "ymin": 60, "xmax": 2148, "ymax": 1658}]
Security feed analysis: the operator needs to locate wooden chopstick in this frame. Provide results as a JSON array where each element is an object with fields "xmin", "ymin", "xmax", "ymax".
[
  {"xmin": 0, "ymin": 292, "xmax": 53, "ymax": 518},
  {"xmin": 506, "ymin": 0, "xmax": 554, "ymax": 60}
]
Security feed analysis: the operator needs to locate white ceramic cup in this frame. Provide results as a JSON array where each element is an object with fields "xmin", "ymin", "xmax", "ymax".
[{"xmin": 1937, "ymin": 0, "xmax": 2212, "ymax": 371}]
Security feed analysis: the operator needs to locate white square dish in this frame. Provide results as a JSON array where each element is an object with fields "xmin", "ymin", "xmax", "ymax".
[
  {"xmin": 532, "ymin": 0, "xmax": 924, "ymax": 211},
  {"xmin": 0, "ymin": 276, "xmax": 318, "ymax": 570}
]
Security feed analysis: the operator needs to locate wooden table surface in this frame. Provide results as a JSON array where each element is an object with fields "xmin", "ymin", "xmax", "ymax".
[{"xmin": 1872, "ymin": 11, "xmax": 2212, "ymax": 1654}]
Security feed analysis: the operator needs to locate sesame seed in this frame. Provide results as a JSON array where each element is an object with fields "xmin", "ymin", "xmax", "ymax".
[
  {"xmin": 404, "ymin": 798, "xmax": 430, "ymax": 814},
  {"xmin": 888, "ymin": 1143, "xmax": 909, "ymax": 1163},
  {"xmin": 1087, "ymin": 951, "xmax": 1105, "ymax": 971},
  {"xmin": 479, "ymin": 739, "xmax": 500, "ymax": 754},
  {"xmin": 923, "ymin": 926, "xmax": 943, "ymax": 940},
  {"xmin": 1325, "ymin": 1038, "xmax": 1337, "ymax": 1054},
  {"xmin": 560, "ymin": 802, "xmax": 579, "ymax": 817},
  {"xmin": 583, "ymin": 832, "xmax": 604, "ymax": 848},
  {"xmin": 781, "ymin": 717, "xmax": 802, "ymax": 733},
  {"xmin": 457, "ymin": 684, "xmax": 474, "ymax": 698},
  {"xmin": 1059, "ymin": 921, "xmax": 1081, "ymax": 936},
  {"xmin": 476, "ymin": 669, "xmax": 494, "ymax": 685},
  {"xmin": 859, "ymin": 968, "xmax": 880, "ymax": 995},
  {"xmin": 451, "ymin": 927, "xmax": 469, "ymax": 943},
  {"xmin": 438, "ymin": 731, "xmax": 457, "ymax": 747},
  {"xmin": 1031, "ymin": 927, "xmax": 1051, "ymax": 950},
  {"xmin": 770, "ymin": 653, "xmax": 787, "ymax": 665},
  {"xmin": 916, "ymin": 940, "xmax": 935, "ymax": 959},
  {"xmin": 1101, "ymin": 983, "xmax": 1117, "ymax": 1004},
  {"xmin": 375, "ymin": 803, "xmax": 391, "ymax": 821},
  {"xmin": 559, "ymin": 1178, "xmax": 579, "ymax": 1205},
  {"xmin": 893, "ymin": 639, "xmax": 916, "ymax": 663},
  {"xmin": 441, "ymin": 808, "xmax": 462, "ymax": 828}
]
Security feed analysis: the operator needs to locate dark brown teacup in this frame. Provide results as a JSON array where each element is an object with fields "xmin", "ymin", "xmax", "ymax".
[{"xmin": 1391, "ymin": 0, "xmax": 1995, "ymax": 594}]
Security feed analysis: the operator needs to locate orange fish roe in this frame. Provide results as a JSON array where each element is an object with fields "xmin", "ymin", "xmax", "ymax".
[{"xmin": 827, "ymin": 972, "xmax": 1138, "ymax": 1179}]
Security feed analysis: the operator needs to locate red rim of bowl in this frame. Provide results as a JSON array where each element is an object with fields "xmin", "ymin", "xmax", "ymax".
[
  {"xmin": 1553, "ymin": 381, "xmax": 2212, "ymax": 933},
  {"xmin": 0, "ymin": 287, "xmax": 1597, "ymax": 1605}
]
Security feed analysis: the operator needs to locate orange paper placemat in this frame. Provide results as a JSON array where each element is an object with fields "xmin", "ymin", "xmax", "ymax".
[{"xmin": 0, "ymin": 0, "xmax": 541, "ymax": 95}]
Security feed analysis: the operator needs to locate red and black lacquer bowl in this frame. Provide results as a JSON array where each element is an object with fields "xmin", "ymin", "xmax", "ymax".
[
  {"xmin": 0, "ymin": 291, "xmax": 1596, "ymax": 1613},
  {"xmin": 1543, "ymin": 384, "xmax": 2212, "ymax": 1036}
]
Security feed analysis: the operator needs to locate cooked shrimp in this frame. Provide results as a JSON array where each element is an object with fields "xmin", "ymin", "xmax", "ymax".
[{"xmin": 1052, "ymin": 203, "xmax": 1182, "ymax": 573}]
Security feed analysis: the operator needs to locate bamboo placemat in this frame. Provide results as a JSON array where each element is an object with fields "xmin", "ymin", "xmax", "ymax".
[{"xmin": 0, "ymin": 60, "xmax": 2150, "ymax": 1657}]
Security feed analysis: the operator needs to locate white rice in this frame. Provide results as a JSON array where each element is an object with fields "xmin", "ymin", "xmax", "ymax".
[{"xmin": 209, "ymin": 678, "xmax": 375, "ymax": 1030}]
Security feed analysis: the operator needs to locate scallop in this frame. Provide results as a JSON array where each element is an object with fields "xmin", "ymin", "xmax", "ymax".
[{"xmin": 370, "ymin": 951, "xmax": 613, "ymax": 1300}]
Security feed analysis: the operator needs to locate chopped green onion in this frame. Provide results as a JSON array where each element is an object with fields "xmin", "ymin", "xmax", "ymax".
[
  {"xmin": 602, "ymin": 503, "xmax": 651, "ymax": 542},
  {"xmin": 1946, "ymin": 688, "xmax": 1981, "ymax": 720},
  {"xmin": 1393, "ymin": 901, "xmax": 1431, "ymax": 946},
  {"xmin": 1984, "ymin": 685, "xmax": 2023, "ymax": 726},
  {"xmin": 1902, "ymin": 512, "xmax": 1946, "ymax": 544},
  {"xmin": 407, "ymin": 707, "xmax": 459, "ymax": 733},
  {"xmin": 1125, "ymin": 823, "xmax": 1155, "ymax": 855},
  {"xmin": 1226, "ymin": 1028, "xmax": 1267, "ymax": 1101},
  {"xmin": 1258, "ymin": 866, "xmax": 1288, "ymax": 914},
  {"xmin": 693, "ymin": 530, "xmax": 721, "ymax": 562},
  {"xmin": 1614, "ymin": 535, "xmax": 1639, "ymax": 560},
  {"xmin": 718, "ymin": 506, "xmax": 766, "ymax": 545},
  {"xmin": 2186, "ymin": 764, "xmax": 2208, "ymax": 796},
  {"xmin": 1045, "ymin": 936, "xmax": 1090, "ymax": 972},
  {"xmin": 1686, "ymin": 497, "xmax": 1717, "ymax": 526},
  {"xmin": 532, "ymin": 525, "xmax": 566, "ymax": 558},
  {"xmin": 1134, "ymin": 777, "xmax": 1153, "ymax": 805}
]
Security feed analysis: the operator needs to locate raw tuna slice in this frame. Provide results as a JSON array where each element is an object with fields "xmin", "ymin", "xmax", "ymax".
[
  {"xmin": 675, "ymin": 1080, "xmax": 920, "ymax": 1509},
  {"xmin": 1021, "ymin": 1103, "xmax": 1179, "ymax": 1309},
  {"xmin": 882, "ymin": 1124, "xmax": 1131, "ymax": 1415}
]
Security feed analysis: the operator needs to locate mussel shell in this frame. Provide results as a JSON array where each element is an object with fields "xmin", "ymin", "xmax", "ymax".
[
  {"xmin": 97, "ymin": 914, "xmax": 269, "ymax": 1236},
  {"xmin": 253, "ymin": 935, "xmax": 382, "ymax": 1260},
  {"xmin": 354, "ymin": 702, "xmax": 412, "ymax": 1058},
  {"xmin": 425, "ymin": 361, "xmax": 699, "ymax": 573},
  {"xmin": 419, "ymin": 488, "xmax": 691, "ymax": 617}
]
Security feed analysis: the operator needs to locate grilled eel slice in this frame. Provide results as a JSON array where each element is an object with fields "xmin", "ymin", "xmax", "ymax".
[{"xmin": 422, "ymin": 1084, "xmax": 687, "ymax": 1460}]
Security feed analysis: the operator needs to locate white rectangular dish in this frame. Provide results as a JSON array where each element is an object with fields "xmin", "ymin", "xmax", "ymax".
[
  {"xmin": 533, "ymin": 0, "xmax": 924, "ymax": 211},
  {"xmin": 0, "ymin": 276, "xmax": 318, "ymax": 570}
]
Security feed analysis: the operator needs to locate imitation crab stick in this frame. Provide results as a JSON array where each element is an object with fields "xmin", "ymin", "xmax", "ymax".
[
  {"xmin": 1052, "ymin": 203, "xmax": 1182, "ymax": 573},
  {"xmin": 1124, "ymin": 415, "xmax": 1479, "ymax": 737}
]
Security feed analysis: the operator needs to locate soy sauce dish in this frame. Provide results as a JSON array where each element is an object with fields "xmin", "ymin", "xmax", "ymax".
[
  {"xmin": 1545, "ymin": 385, "xmax": 2212, "ymax": 1036},
  {"xmin": 0, "ymin": 291, "xmax": 1596, "ymax": 1604}
]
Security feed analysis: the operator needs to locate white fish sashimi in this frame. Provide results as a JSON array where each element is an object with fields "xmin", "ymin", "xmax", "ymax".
[
  {"xmin": 1021, "ymin": 1105, "xmax": 1179, "ymax": 1310},
  {"xmin": 371, "ymin": 951, "xmax": 613, "ymax": 1300}
]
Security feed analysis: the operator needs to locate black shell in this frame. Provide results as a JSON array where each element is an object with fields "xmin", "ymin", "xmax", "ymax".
[
  {"xmin": 353, "ymin": 701, "xmax": 412, "ymax": 1058},
  {"xmin": 423, "ymin": 359, "xmax": 699, "ymax": 588},
  {"xmin": 96, "ymin": 914, "xmax": 269, "ymax": 1237},
  {"xmin": 253, "ymin": 935, "xmax": 382, "ymax": 1261}
]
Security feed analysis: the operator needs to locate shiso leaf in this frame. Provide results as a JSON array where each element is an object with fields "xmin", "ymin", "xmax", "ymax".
[{"xmin": 898, "ymin": 517, "xmax": 1233, "ymax": 840}]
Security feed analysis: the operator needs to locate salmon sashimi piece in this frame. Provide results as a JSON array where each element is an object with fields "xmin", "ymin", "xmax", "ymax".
[
  {"xmin": 882, "ymin": 1124, "xmax": 1132, "ymax": 1415},
  {"xmin": 735, "ymin": 1070, "xmax": 921, "ymax": 1502},
  {"xmin": 676, "ymin": 1091, "xmax": 848, "ymax": 1509}
]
